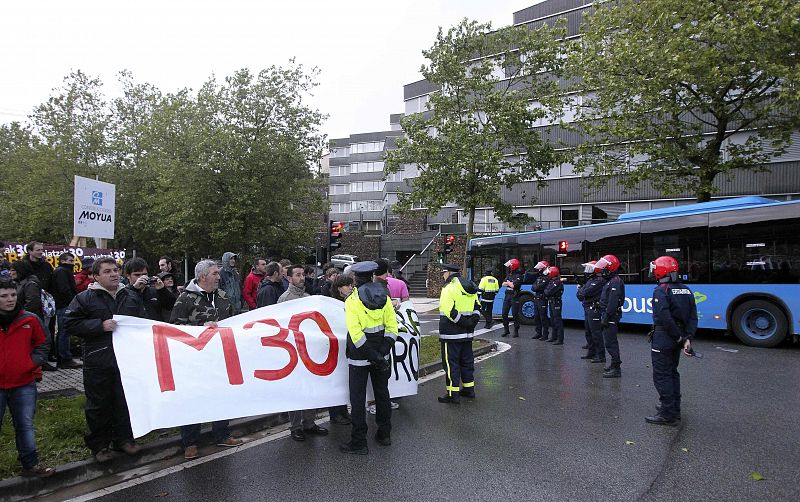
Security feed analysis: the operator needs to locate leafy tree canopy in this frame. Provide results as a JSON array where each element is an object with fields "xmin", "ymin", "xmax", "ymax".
[{"xmin": 570, "ymin": 0, "xmax": 800, "ymax": 201}]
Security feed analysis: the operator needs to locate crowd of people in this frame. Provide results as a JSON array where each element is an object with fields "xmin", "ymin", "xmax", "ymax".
[
  {"xmin": 0, "ymin": 243, "xmax": 413, "ymax": 474},
  {"xmin": 2, "ymin": 239, "xmax": 697, "ymax": 476}
]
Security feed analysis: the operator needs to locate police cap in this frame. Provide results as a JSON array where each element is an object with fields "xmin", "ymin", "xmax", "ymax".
[
  {"xmin": 438, "ymin": 263, "xmax": 461, "ymax": 272},
  {"xmin": 350, "ymin": 261, "xmax": 379, "ymax": 278}
]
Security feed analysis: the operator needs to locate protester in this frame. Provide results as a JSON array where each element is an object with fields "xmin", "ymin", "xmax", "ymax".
[
  {"xmin": 278, "ymin": 264, "xmax": 329, "ymax": 441},
  {"xmin": 116, "ymin": 258, "xmax": 176, "ymax": 321},
  {"xmin": 256, "ymin": 262, "xmax": 284, "ymax": 308},
  {"xmin": 52, "ymin": 252, "xmax": 82, "ymax": 368},
  {"xmin": 157, "ymin": 271, "xmax": 179, "ymax": 321},
  {"xmin": 0, "ymin": 278, "xmax": 55, "ymax": 478},
  {"xmin": 390, "ymin": 260, "xmax": 409, "ymax": 286},
  {"xmin": 327, "ymin": 273, "xmax": 355, "ymax": 426},
  {"xmin": 243, "ymin": 257, "xmax": 268, "ymax": 310},
  {"xmin": 171, "ymin": 260, "xmax": 243, "ymax": 459},
  {"xmin": 23, "ymin": 242, "xmax": 53, "ymax": 293},
  {"xmin": 74, "ymin": 257, "xmax": 94, "ymax": 293},
  {"xmin": 158, "ymin": 256, "xmax": 184, "ymax": 289},
  {"xmin": 319, "ymin": 267, "xmax": 339, "ymax": 297},
  {"xmin": 10, "ymin": 261, "xmax": 57, "ymax": 373},
  {"xmin": 279, "ymin": 259, "xmax": 291, "ymax": 291},
  {"xmin": 219, "ymin": 252, "xmax": 244, "ymax": 314},
  {"xmin": 304, "ymin": 265, "xmax": 320, "ymax": 295},
  {"xmin": 64, "ymin": 257, "xmax": 141, "ymax": 463}
]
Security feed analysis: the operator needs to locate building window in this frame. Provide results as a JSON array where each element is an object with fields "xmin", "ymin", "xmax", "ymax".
[
  {"xmin": 330, "ymin": 184, "xmax": 350, "ymax": 195},
  {"xmin": 331, "ymin": 147, "xmax": 349, "ymax": 158},
  {"xmin": 329, "ymin": 164, "xmax": 350, "ymax": 176},
  {"xmin": 351, "ymin": 161, "xmax": 385, "ymax": 173},
  {"xmin": 351, "ymin": 200, "xmax": 384, "ymax": 211},
  {"xmin": 404, "ymin": 95, "xmax": 430, "ymax": 115},
  {"xmin": 362, "ymin": 221, "xmax": 382, "ymax": 231},
  {"xmin": 350, "ymin": 181, "xmax": 385, "ymax": 193},
  {"xmin": 330, "ymin": 202, "xmax": 348, "ymax": 213},
  {"xmin": 349, "ymin": 141, "xmax": 385, "ymax": 154}
]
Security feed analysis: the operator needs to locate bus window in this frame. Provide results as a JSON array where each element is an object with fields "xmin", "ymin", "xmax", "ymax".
[
  {"xmin": 710, "ymin": 213, "xmax": 800, "ymax": 284},
  {"xmin": 542, "ymin": 227, "xmax": 586, "ymax": 283},
  {"xmin": 585, "ymin": 222, "xmax": 642, "ymax": 284},
  {"xmin": 515, "ymin": 233, "xmax": 541, "ymax": 275},
  {"xmin": 641, "ymin": 215, "xmax": 709, "ymax": 283}
]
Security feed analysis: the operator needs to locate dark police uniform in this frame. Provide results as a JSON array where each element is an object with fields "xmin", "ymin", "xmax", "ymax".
[
  {"xmin": 438, "ymin": 264, "xmax": 481, "ymax": 403},
  {"xmin": 599, "ymin": 272, "xmax": 625, "ymax": 376},
  {"xmin": 650, "ymin": 282, "xmax": 697, "ymax": 421},
  {"xmin": 501, "ymin": 269, "xmax": 524, "ymax": 337},
  {"xmin": 477, "ymin": 274, "xmax": 500, "ymax": 329},
  {"xmin": 532, "ymin": 272, "xmax": 550, "ymax": 340},
  {"xmin": 544, "ymin": 276, "xmax": 564, "ymax": 344},
  {"xmin": 577, "ymin": 275, "xmax": 607, "ymax": 359},
  {"xmin": 341, "ymin": 261, "xmax": 398, "ymax": 454}
]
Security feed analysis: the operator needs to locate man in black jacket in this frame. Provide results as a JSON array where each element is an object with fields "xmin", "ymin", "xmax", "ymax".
[
  {"xmin": 256, "ymin": 262, "xmax": 284, "ymax": 308},
  {"xmin": 23, "ymin": 242, "xmax": 53, "ymax": 293},
  {"xmin": 53, "ymin": 252, "xmax": 81, "ymax": 368},
  {"xmin": 116, "ymin": 258, "xmax": 175, "ymax": 321},
  {"xmin": 64, "ymin": 257, "xmax": 141, "ymax": 463}
]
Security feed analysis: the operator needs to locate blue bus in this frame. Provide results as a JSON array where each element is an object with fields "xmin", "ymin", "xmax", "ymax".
[{"xmin": 468, "ymin": 197, "xmax": 800, "ymax": 348}]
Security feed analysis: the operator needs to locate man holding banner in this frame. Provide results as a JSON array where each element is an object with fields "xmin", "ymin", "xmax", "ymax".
[
  {"xmin": 341, "ymin": 261, "xmax": 397, "ymax": 455},
  {"xmin": 170, "ymin": 260, "xmax": 243, "ymax": 460}
]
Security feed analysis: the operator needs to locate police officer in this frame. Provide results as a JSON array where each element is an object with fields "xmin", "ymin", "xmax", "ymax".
[
  {"xmin": 500, "ymin": 259, "xmax": 524, "ymax": 337},
  {"xmin": 595, "ymin": 254, "xmax": 625, "ymax": 378},
  {"xmin": 437, "ymin": 263, "xmax": 481, "ymax": 404},
  {"xmin": 531, "ymin": 260, "xmax": 551, "ymax": 341},
  {"xmin": 646, "ymin": 256, "xmax": 698, "ymax": 426},
  {"xmin": 477, "ymin": 270, "xmax": 499, "ymax": 329},
  {"xmin": 577, "ymin": 261, "xmax": 607, "ymax": 360},
  {"xmin": 341, "ymin": 261, "xmax": 398, "ymax": 454},
  {"xmin": 543, "ymin": 266, "xmax": 564, "ymax": 345}
]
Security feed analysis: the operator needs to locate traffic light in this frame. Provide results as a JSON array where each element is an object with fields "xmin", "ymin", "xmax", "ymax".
[
  {"xmin": 558, "ymin": 241, "xmax": 568, "ymax": 253},
  {"xmin": 444, "ymin": 234, "xmax": 455, "ymax": 254},
  {"xmin": 329, "ymin": 220, "xmax": 343, "ymax": 251}
]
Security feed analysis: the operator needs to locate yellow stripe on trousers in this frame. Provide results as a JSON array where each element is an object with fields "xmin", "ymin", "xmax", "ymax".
[{"xmin": 444, "ymin": 342, "xmax": 453, "ymax": 396}]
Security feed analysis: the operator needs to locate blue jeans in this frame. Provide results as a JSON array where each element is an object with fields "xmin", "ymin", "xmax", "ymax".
[
  {"xmin": 0, "ymin": 383, "xmax": 39, "ymax": 469},
  {"xmin": 180, "ymin": 421, "xmax": 231, "ymax": 448},
  {"xmin": 56, "ymin": 308, "xmax": 73, "ymax": 360}
]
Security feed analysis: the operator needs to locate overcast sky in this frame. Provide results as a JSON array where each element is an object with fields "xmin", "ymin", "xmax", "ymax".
[{"xmin": 0, "ymin": 0, "xmax": 538, "ymax": 141}]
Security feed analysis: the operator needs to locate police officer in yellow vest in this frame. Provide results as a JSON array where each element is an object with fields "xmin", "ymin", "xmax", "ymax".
[
  {"xmin": 438, "ymin": 263, "xmax": 481, "ymax": 404},
  {"xmin": 477, "ymin": 270, "xmax": 500, "ymax": 329},
  {"xmin": 340, "ymin": 261, "xmax": 398, "ymax": 455}
]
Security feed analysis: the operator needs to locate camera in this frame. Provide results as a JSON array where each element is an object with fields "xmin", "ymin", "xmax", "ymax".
[{"xmin": 146, "ymin": 276, "xmax": 159, "ymax": 286}]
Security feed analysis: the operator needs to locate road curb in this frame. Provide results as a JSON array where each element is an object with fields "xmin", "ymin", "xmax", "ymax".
[{"xmin": 0, "ymin": 338, "xmax": 498, "ymax": 502}]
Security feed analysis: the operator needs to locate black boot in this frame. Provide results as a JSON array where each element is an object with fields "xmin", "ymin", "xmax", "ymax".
[
  {"xmin": 645, "ymin": 414, "xmax": 678, "ymax": 426},
  {"xmin": 531, "ymin": 333, "xmax": 543, "ymax": 339},
  {"xmin": 501, "ymin": 331, "xmax": 510, "ymax": 337},
  {"xmin": 602, "ymin": 363, "xmax": 621, "ymax": 378},
  {"xmin": 438, "ymin": 394, "xmax": 460, "ymax": 404},
  {"xmin": 580, "ymin": 352, "xmax": 595, "ymax": 359},
  {"xmin": 512, "ymin": 329, "xmax": 519, "ymax": 338}
]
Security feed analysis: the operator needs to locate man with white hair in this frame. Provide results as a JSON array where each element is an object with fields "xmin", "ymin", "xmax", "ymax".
[{"xmin": 170, "ymin": 259, "xmax": 243, "ymax": 459}]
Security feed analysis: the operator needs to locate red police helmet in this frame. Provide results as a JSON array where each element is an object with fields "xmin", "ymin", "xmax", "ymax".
[
  {"xmin": 649, "ymin": 255, "xmax": 679, "ymax": 280},
  {"xmin": 534, "ymin": 260, "xmax": 549, "ymax": 271},
  {"xmin": 544, "ymin": 266, "xmax": 560, "ymax": 277},
  {"xmin": 595, "ymin": 254, "xmax": 620, "ymax": 273},
  {"xmin": 504, "ymin": 258, "xmax": 521, "ymax": 271},
  {"xmin": 582, "ymin": 261, "xmax": 597, "ymax": 274}
]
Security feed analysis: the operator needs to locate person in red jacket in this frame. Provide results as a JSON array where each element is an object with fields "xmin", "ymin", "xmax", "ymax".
[
  {"xmin": 74, "ymin": 257, "xmax": 95, "ymax": 293},
  {"xmin": 242, "ymin": 257, "xmax": 267, "ymax": 310},
  {"xmin": 0, "ymin": 278, "xmax": 54, "ymax": 477}
]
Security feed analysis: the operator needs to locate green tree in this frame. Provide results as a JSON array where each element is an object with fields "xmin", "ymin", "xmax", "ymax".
[
  {"xmin": 385, "ymin": 19, "xmax": 567, "ymax": 257},
  {"xmin": 570, "ymin": 0, "xmax": 800, "ymax": 201}
]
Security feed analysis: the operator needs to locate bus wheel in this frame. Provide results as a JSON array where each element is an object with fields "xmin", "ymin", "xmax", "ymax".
[
  {"xmin": 518, "ymin": 294, "xmax": 536, "ymax": 325},
  {"xmin": 731, "ymin": 300, "xmax": 788, "ymax": 348}
]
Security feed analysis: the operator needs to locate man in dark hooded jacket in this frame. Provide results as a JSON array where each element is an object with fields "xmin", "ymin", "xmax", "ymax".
[
  {"xmin": 219, "ymin": 252, "xmax": 243, "ymax": 314},
  {"xmin": 256, "ymin": 262, "xmax": 284, "ymax": 308}
]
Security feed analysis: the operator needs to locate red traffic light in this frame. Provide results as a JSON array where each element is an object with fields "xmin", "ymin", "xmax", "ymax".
[
  {"xmin": 446, "ymin": 234, "xmax": 455, "ymax": 245},
  {"xmin": 331, "ymin": 221, "xmax": 344, "ymax": 233},
  {"xmin": 558, "ymin": 241, "xmax": 568, "ymax": 252}
]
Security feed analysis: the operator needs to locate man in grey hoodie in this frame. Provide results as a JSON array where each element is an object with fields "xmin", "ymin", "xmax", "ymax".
[
  {"xmin": 219, "ymin": 252, "xmax": 243, "ymax": 314},
  {"xmin": 277, "ymin": 264, "xmax": 329, "ymax": 441}
]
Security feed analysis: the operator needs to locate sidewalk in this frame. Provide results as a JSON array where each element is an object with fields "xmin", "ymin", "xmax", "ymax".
[
  {"xmin": 38, "ymin": 367, "xmax": 84, "ymax": 396},
  {"xmin": 409, "ymin": 296, "xmax": 438, "ymax": 313}
]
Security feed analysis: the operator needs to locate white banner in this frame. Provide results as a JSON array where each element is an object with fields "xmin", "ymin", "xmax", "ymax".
[
  {"xmin": 73, "ymin": 175, "xmax": 116, "ymax": 239},
  {"xmin": 114, "ymin": 296, "xmax": 421, "ymax": 438}
]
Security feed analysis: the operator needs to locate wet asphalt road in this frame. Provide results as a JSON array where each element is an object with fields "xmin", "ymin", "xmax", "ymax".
[{"xmin": 93, "ymin": 320, "xmax": 800, "ymax": 502}]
